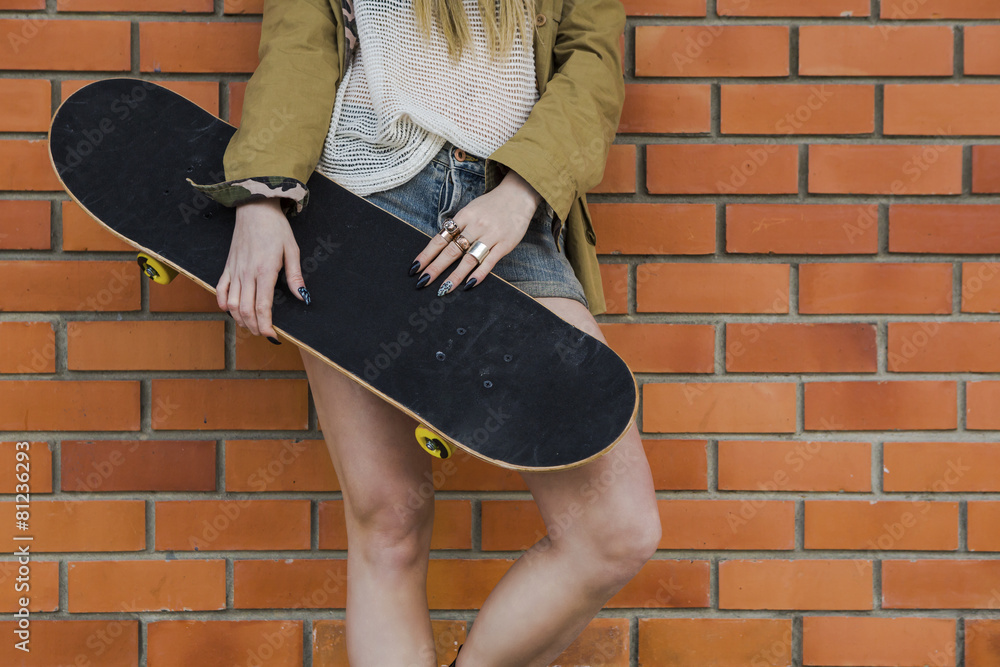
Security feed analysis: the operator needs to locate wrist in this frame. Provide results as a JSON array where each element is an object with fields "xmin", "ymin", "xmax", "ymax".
[{"xmin": 499, "ymin": 168, "xmax": 543, "ymax": 213}]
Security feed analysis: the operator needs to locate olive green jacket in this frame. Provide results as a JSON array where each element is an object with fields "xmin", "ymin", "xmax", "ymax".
[{"xmin": 191, "ymin": 0, "xmax": 625, "ymax": 315}]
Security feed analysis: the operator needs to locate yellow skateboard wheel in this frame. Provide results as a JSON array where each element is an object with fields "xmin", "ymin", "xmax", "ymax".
[
  {"xmin": 136, "ymin": 253, "xmax": 178, "ymax": 285},
  {"xmin": 415, "ymin": 425, "xmax": 454, "ymax": 459}
]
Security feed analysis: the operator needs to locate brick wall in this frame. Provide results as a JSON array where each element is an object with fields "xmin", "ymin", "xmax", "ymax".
[{"xmin": 1, "ymin": 0, "xmax": 999, "ymax": 665}]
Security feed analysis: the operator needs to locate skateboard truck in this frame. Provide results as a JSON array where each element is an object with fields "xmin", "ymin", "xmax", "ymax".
[
  {"xmin": 415, "ymin": 425, "xmax": 454, "ymax": 459},
  {"xmin": 136, "ymin": 252, "xmax": 178, "ymax": 285}
]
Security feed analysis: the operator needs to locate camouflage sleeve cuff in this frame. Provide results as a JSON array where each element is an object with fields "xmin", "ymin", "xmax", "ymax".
[{"xmin": 186, "ymin": 176, "xmax": 310, "ymax": 217}]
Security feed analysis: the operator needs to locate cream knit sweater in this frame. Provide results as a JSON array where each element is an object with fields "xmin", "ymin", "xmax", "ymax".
[{"xmin": 317, "ymin": 0, "xmax": 538, "ymax": 195}]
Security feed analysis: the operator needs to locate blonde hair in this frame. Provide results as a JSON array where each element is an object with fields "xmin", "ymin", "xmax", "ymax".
[{"xmin": 414, "ymin": 0, "xmax": 537, "ymax": 63}]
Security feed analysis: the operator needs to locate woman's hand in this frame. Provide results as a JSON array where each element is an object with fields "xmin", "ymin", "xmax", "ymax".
[
  {"xmin": 217, "ymin": 198, "xmax": 310, "ymax": 341},
  {"xmin": 410, "ymin": 168, "xmax": 542, "ymax": 294}
]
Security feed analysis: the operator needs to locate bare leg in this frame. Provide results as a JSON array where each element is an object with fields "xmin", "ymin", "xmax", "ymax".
[
  {"xmin": 300, "ymin": 349, "xmax": 439, "ymax": 666},
  {"xmin": 457, "ymin": 297, "xmax": 662, "ymax": 667}
]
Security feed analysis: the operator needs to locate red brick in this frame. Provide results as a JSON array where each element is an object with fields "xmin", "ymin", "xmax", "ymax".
[
  {"xmin": 0, "ymin": 260, "xmax": 141, "ymax": 311},
  {"xmin": 965, "ymin": 26, "xmax": 1000, "ymax": 75},
  {"xmin": 722, "ymin": 84, "xmax": 874, "ymax": 134},
  {"xmin": 139, "ymin": 22, "xmax": 260, "ymax": 73},
  {"xmin": 548, "ymin": 618, "xmax": 630, "ymax": 667},
  {"xmin": 883, "ymin": 0, "xmax": 1000, "ymax": 18},
  {"xmin": 149, "ymin": 273, "xmax": 221, "ymax": 312},
  {"xmin": 800, "ymin": 25, "xmax": 953, "ymax": 76},
  {"xmin": 719, "ymin": 440, "xmax": 871, "ymax": 492},
  {"xmin": 799, "ymin": 262, "xmax": 953, "ymax": 314},
  {"xmin": 658, "ymin": 500, "xmax": 795, "ymax": 550},
  {"xmin": 644, "ymin": 382, "xmax": 796, "ymax": 433},
  {"xmin": 726, "ymin": 322, "xmax": 877, "ymax": 373},
  {"xmin": 429, "ymin": 449, "xmax": 528, "ymax": 492},
  {"xmin": 886, "ymin": 85, "xmax": 1000, "ymax": 136},
  {"xmin": 0, "ymin": 79, "xmax": 49, "ymax": 131},
  {"xmin": 889, "ymin": 322, "xmax": 1000, "ymax": 372},
  {"xmin": 313, "ymin": 619, "xmax": 467, "ymax": 667},
  {"xmin": 0, "ymin": 500, "xmax": 144, "ymax": 552},
  {"xmin": 61, "ymin": 440, "xmax": 216, "ymax": 492},
  {"xmin": 148, "ymin": 620, "xmax": 301, "ymax": 666},
  {"xmin": 0, "ymin": 20, "xmax": 130, "ymax": 70},
  {"xmin": 156, "ymin": 499, "xmax": 310, "ymax": 551},
  {"xmin": 890, "ymin": 204, "xmax": 1000, "ymax": 254},
  {"xmin": 59, "ymin": 0, "xmax": 211, "ymax": 11},
  {"xmin": 623, "ymin": 0, "xmax": 706, "ymax": 15},
  {"xmin": 68, "ymin": 320, "xmax": 224, "ymax": 371},
  {"xmin": 0, "ymin": 322, "xmax": 55, "ymax": 373},
  {"xmin": 885, "ymin": 441, "xmax": 1000, "ymax": 492},
  {"xmin": 0, "ymin": 560, "xmax": 57, "ymax": 612},
  {"xmin": 61, "ymin": 200, "xmax": 133, "ymax": 251},
  {"xmin": 0, "ymin": 380, "xmax": 139, "ymax": 431},
  {"xmin": 591, "ymin": 144, "xmax": 635, "ymax": 194},
  {"xmin": 969, "ymin": 502, "xmax": 1000, "ymax": 552},
  {"xmin": 1, "ymin": 140, "xmax": 62, "ymax": 190},
  {"xmin": 600, "ymin": 323, "xmax": 714, "ymax": 373},
  {"xmin": 607, "ymin": 560, "xmax": 711, "ymax": 608},
  {"xmin": 0, "ymin": 200, "xmax": 49, "ymax": 250},
  {"xmin": 644, "ymin": 439, "xmax": 708, "ymax": 490},
  {"xmin": 427, "ymin": 559, "xmax": 514, "ymax": 609},
  {"xmin": 722, "ymin": 0, "xmax": 867, "ymax": 14},
  {"xmin": 972, "ymin": 146, "xmax": 1000, "ymax": 193},
  {"xmin": 620, "ymin": 83, "xmax": 710, "ymax": 134},
  {"xmin": 68, "ymin": 559, "xmax": 225, "ymax": 612},
  {"xmin": 319, "ymin": 499, "xmax": 471, "ymax": 550},
  {"xmin": 727, "ymin": 203, "xmax": 879, "ymax": 255},
  {"xmin": 968, "ymin": 381, "xmax": 1000, "ymax": 429},
  {"xmin": 150, "ymin": 379, "xmax": 309, "ymax": 430},
  {"xmin": 234, "ymin": 559, "xmax": 346, "ymax": 609},
  {"xmin": 635, "ymin": 25, "xmax": 789, "ymax": 77},
  {"xmin": 803, "ymin": 616, "xmax": 956, "ymax": 667},
  {"xmin": 224, "ymin": 0, "xmax": 263, "ymax": 12},
  {"xmin": 0, "ymin": 441, "xmax": 52, "ymax": 493},
  {"xmin": 600, "ymin": 264, "xmax": 629, "ymax": 315},
  {"xmin": 0, "ymin": 0, "xmax": 44, "ymax": 7},
  {"xmin": 0, "ymin": 620, "xmax": 138, "ymax": 667},
  {"xmin": 639, "ymin": 618, "xmax": 792, "ymax": 667},
  {"xmin": 591, "ymin": 203, "xmax": 715, "ymax": 255},
  {"xmin": 805, "ymin": 500, "xmax": 959, "ymax": 551},
  {"xmin": 637, "ymin": 263, "xmax": 790, "ymax": 313},
  {"xmin": 720, "ymin": 560, "xmax": 874, "ymax": 610},
  {"xmin": 226, "ymin": 439, "xmax": 338, "ymax": 492},
  {"xmin": 235, "ymin": 326, "xmax": 305, "ymax": 370},
  {"xmin": 809, "ymin": 144, "xmax": 962, "ymax": 195},
  {"xmin": 804, "ymin": 380, "xmax": 957, "ymax": 431},
  {"xmin": 648, "ymin": 144, "xmax": 798, "ymax": 195},
  {"xmin": 883, "ymin": 560, "xmax": 1000, "ymax": 609},
  {"xmin": 968, "ymin": 620, "xmax": 1000, "ymax": 667},
  {"xmin": 962, "ymin": 262, "xmax": 1000, "ymax": 313}
]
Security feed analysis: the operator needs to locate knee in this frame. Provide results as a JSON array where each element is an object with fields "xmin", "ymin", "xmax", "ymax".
[
  {"xmin": 347, "ymin": 496, "xmax": 434, "ymax": 571},
  {"xmin": 591, "ymin": 502, "xmax": 661, "ymax": 583}
]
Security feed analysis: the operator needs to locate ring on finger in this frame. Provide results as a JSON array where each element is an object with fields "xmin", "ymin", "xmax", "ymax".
[
  {"xmin": 439, "ymin": 218, "xmax": 460, "ymax": 242},
  {"xmin": 452, "ymin": 234, "xmax": 472, "ymax": 252},
  {"xmin": 467, "ymin": 241, "xmax": 490, "ymax": 265}
]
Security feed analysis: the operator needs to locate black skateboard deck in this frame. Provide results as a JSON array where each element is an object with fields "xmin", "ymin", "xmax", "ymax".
[{"xmin": 48, "ymin": 78, "xmax": 637, "ymax": 471}]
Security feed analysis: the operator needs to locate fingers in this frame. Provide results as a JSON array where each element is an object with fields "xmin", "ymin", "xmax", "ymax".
[
  {"xmin": 416, "ymin": 237, "xmax": 469, "ymax": 288},
  {"xmin": 216, "ymin": 270, "xmax": 231, "ymax": 313},
  {"xmin": 283, "ymin": 241, "xmax": 311, "ymax": 305},
  {"xmin": 411, "ymin": 227, "xmax": 459, "ymax": 279}
]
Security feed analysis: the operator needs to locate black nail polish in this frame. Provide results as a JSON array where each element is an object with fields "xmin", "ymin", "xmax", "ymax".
[
  {"xmin": 267, "ymin": 336, "xmax": 281, "ymax": 345},
  {"xmin": 298, "ymin": 286, "xmax": 312, "ymax": 305},
  {"xmin": 463, "ymin": 277, "xmax": 477, "ymax": 290},
  {"xmin": 416, "ymin": 273, "xmax": 430, "ymax": 289},
  {"xmin": 409, "ymin": 260, "xmax": 421, "ymax": 276}
]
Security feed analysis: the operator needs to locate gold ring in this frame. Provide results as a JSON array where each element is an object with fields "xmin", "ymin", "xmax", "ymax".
[
  {"xmin": 453, "ymin": 234, "xmax": 471, "ymax": 252},
  {"xmin": 467, "ymin": 241, "xmax": 490, "ymax": 265},
  {"xmin": 439, "ymin": 218, "xmax": 459, "ymax": 242}
]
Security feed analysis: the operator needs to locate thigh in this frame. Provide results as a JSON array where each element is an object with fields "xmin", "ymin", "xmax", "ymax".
[
  {"xmin": 518, "ymin": 297, "xmax": 656, "ymax": 542},
  {"xmin": 298, "ymin": 348, "xmax": 434, "ymax": 524}
]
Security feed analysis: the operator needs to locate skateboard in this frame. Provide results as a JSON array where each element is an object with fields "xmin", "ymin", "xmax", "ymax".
[{"xmin": 48, "ymin": 78, "xmax": 637, "ymax": 471}]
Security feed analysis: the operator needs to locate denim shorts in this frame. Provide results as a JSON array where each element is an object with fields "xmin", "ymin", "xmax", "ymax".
[{"xmin": 361, "ymin": 140, "xmax": 589, "ymax": 308}]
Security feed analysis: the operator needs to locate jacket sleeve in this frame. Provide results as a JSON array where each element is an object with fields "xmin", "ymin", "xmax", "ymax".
[
  {"xmin": 487, "ymin": 0, "xmax": 626, "ymax": 223},
  {"xmin": 187, "ymin": 0, "xmax": 344, "ymax": 217}
]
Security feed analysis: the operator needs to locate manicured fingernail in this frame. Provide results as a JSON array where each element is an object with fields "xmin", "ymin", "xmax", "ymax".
[
  {"xmin": 416, "ymin": 273, "xmax": 430, "ymax": 289},
  {"xmin": 226, "ymin": 310, "xmax": 232, "ymax": 318},
  {"xmin": 463, "ymin": 277, "xmax": 477, "ymax": 291},
  {"xmin": 409, "ymin": 260, "xmax": 421, "ymax": 276},
  {"xmin": 267, "ymin": 336, "xmax": 281, "ymax": 345},
  {"xmin": 437, "ymin": 280, "xmax": 453, "ymax": 297},
  {"xmin": 298, "ymin": 286, "xmax": 311, "ymax": 305}
]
